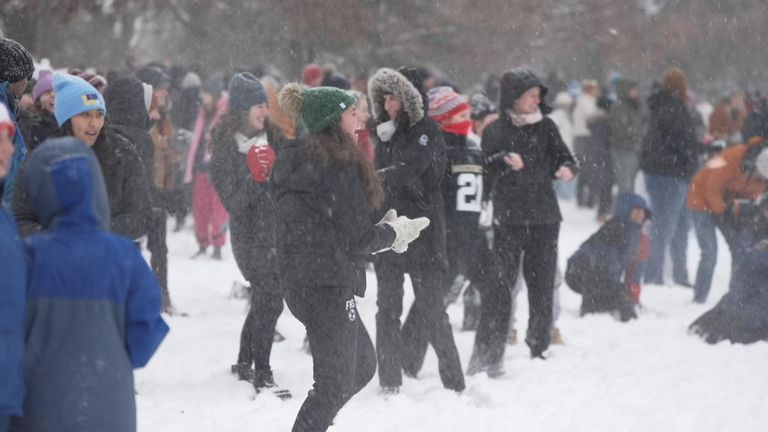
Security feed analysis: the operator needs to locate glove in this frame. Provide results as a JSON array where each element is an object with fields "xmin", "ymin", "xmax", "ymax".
[
  {"xmin": 247, "ymin": 145, "xmax": 277, "ymax": 183},
  {"xmin": 378, "ymin": 209, "xmax": 430, "ymax": 253}
]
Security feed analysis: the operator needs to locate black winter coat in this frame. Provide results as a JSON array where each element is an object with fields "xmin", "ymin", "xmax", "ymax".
[
  {"xmin": 13, "ymin": 127, "xmax": 151, "ymax": 240},
  {"xmin": 210, "ymin": 123, "xmax": 283, "ymax": 282},
  {"xmin": 271, "ymin": 139, "xmax": 395, "ymax": 295},
  {"xmin": 640, "ymin": 89, "xmax": 700, "ymax": 179},
  {"xmin": 375, "ymin": 117, "xmax": 448, "ymax": 267},
  {"xmin": 482, "ymin": 115, "xmax": 576, "ymax": 226},
  {"xmin": 18, "ymin": 110, "xmax": 59, "ymax": 153}
]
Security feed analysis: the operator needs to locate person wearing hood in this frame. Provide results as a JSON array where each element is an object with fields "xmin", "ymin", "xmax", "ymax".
[
  {"xmin": 184, "ymin": 77, "xmax": 229, "ymax": 259},
  {"xmin": 0, "ymin": 37, "xmax": 34, "ymax": 206},
  {"xmin": 13, "ymin": 74, "xmax": 151, "ymax": 241},
  {"xmin": 608, "ymin": 79, "xmax": 645, "ymax": 195},
  {"xmin": 11, "ymin": 137, "xmax": 168, "ymax": 432},
  {"xmin": 0, "ymin": 103, "xmax": 25, "ymax": 432},
  {"xmin": 368, "ymin": 67, "xmax": 465, "ymax": 394},
  {"xmin": 209, "ymin": 73, "xmax": 289, "ymax": 397},
  {"xmin": 272, "ymin": 83, "xmax": 428, "ymax": 432},
  {"xmin": 640, "ymin": 67, "xmax": 700, "ymax": 285},
  {"xmin": 566, "ymin": 193, "xmax": 651, "ymax": 321},
  {"xmin": 482, "ymin": 67, "xmax": 577, "ymax": 359}
]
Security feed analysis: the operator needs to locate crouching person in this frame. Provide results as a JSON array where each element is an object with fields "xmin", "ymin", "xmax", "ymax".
[
  {"xmin": 12, "ymin": 138, "xmax": 169, "ymax": 432},
  {"xmin": 566, "ymin": 193, "xmax": 651, "ymax": 321}
]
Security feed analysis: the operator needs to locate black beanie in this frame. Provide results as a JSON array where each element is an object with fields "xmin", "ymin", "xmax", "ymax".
[
  {"xmin": 0, "ymin": 38, "xmax": 34, "ymax": 83},
  {"xmin": 136, "ymin": 66, "xmax": 170, "ymax": 89},
  {"xmin": 228, "ymin": 72, "xmax": 268, "ymax": 112}
]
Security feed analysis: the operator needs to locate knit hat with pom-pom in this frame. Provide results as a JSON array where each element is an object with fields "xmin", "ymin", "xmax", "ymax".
[{"xmin": 278, "ymin": 84, "xmax": 356, "ymax": 134}]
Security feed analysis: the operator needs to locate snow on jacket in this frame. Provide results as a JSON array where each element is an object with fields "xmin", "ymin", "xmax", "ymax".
[
  {"xmin": 13, "ymin": 127, "xmax": 151, "ymax": 240},
  {"xmin": 0, "ymin": 201, "xmax": 26, "ymax": 429},
  {"xmin": 369, "ymin": 67, "xmax": 448, "ymax": 268},
  {"xmin": 16, "ymin": 138, "xmax": 168, "ymax": 432},
  {"xmin": 687, "ymin": 138, "xmax": 768, "ymax": 215},
  {"xmin": 1, "ymin": 82, "xmax": 27, "ymax": 205},
  {"xmin": 640, "ymin": 88, "xmax": 700, "ymax": 179},
  {"xmin": 271, "ymin": 138, "xmax": 395, "ymax": 295}
]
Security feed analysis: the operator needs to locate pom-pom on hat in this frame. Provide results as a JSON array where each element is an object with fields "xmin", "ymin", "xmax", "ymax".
[
  {"xmin": 279, "ymin": 84, "xmax": 357, "ymax": 134},
  {"xmin": 53, "ymin": 73, "xmax": 106, "ymax": 127}
]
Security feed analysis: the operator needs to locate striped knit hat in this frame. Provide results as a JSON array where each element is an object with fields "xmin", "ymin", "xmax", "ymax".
[{"xmin": 427, "ymin": 86, "xmax": 469, "ymax": 123}]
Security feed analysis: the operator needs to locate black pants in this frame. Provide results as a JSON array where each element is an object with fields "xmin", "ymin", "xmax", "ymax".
[
  {"xmin": 495, "ymin": 223, "xmax": 559, "ymax": 356},
  {"xmin": 375, "ymin": 253, "xmax": 465, "ymax": 391},
  {"xmin": 147, "ymin": 208, "xmax": 170, "ymax": 310},
  {"xmin": 565, "ymin": 258, "xmax": 636, "ymax": 321},
  {"xmin": 236, "ymin": 275, "xmax": 284, "ymax": 371},
  {"xmin": 285, "ymin": 285, "xmax": 376, "ymax": 432},
  {"xmin": 469, "ymin": 231, "xmax": 510, "ymax": 368}
]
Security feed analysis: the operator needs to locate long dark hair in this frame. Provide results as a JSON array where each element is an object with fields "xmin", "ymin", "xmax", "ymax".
[{"xmin": 307, "ymin": 121, "xmax": 384, "ymax": 209}]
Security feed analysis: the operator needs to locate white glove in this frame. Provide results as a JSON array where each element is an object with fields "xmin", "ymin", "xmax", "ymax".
[
  {"xmin": 479, "ymin": 201, "xmax": 493, "ymax": 228},
  {"xmin": 376, "ymin": 120, "xmax": 396, "ymax": 142},
  {"xmin": 377, "ymin": 209, "xmax": 430, "ymax": 253}
]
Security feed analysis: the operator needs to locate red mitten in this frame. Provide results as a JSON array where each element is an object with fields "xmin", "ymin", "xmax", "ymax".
[{"xmin": 247, "ymin": 145, "xmax": 277, "ymax": 183}]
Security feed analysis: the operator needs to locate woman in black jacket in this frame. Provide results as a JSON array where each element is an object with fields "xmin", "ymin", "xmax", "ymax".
[
  {"xmin": 209, "ymin": 73, "xmax": 288, "ymax": 396},
  {"xmin": 272, "ymin": 83, "xmax": 428, "ymax": 432},
  {"xmin": 482, "ymin": 67, "xmax": 577, "ymax": 359}
]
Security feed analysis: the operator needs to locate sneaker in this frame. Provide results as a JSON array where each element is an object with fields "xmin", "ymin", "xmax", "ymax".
[
  {"xmin": 212, "ymin": 247, "xmax": 222, "ymax": 260},
  {"xmin": 507, "ymin": 328, "xmax": 517, "ymax": 345},
  {"xmin": 551, "ymin": 328, "xmax": 564, "ymax": 345}
]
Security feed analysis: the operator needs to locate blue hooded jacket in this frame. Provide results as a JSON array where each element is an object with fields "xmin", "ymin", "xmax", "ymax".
[
  {"xmin": 1, "ymin": 82, "xmax": 27, "ymax": 206},
  {"xmin": 16, "ymin": 137, "xmax": 169, "ymax": 432},
  {"xmin": 0, "ymin": 194, "xmax": 26, "ymax": 431}
]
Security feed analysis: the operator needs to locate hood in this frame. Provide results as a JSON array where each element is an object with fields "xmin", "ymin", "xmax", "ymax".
[
  {"xmin": 613, "ymin": 192, "xmax": 650, "ymax": 221},
  {"xmin": 498, "ymin": 68, "xmax": 551, "ymax": 114},
  {"xmin": 24, "ymin": 137, "xmax": 110, "ymax": 231},
  {"xmin": 368, "ymin": 68, "xmax": 425, "ymax": 126},
  {"xmin": 104, "ymin": 77, "xmax": 150, "ymax": 130}
]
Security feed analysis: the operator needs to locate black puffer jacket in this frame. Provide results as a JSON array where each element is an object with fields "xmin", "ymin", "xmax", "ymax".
[
  {"xmin": 210, "ymin": 120, "xmax": 283, "ymax": 282},
  {"xmin": 270, "ymin": 138, "xmax": 395, "ymax": 294},
  {"xmin": 482, "ymin": 114, "xmax": 575, "ymax": 226},
  {"xmin": 13, "ymin": 127, "xmax": 150, "ymax": 240},
  {"xmin": 640, "ymin": 88, "xmax": 700, "ymax": 179}
]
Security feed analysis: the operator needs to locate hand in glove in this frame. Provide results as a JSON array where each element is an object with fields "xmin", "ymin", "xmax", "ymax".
[
  {"xmin": 247, "ymin": 145, "xmax": 277, "ymax": 183},
  {"xmin": 377, "ymin": 209, "xmax": 430, "ymax": 253}
]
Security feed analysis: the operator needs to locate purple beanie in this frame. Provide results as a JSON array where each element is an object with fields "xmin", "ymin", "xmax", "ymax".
[{"xmin": 33, "ymin": 70, "xmax": 54, "ymax": 102}]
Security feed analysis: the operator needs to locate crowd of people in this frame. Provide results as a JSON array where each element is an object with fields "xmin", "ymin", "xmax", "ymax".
[{"xmin": 2, "ymin": 34, "xmax": 768, "ymax": 432}]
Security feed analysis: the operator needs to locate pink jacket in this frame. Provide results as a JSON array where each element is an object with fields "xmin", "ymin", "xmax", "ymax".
[{"xmin": 184, "ymin": 95, "xmax": 229, "ymax": 184}]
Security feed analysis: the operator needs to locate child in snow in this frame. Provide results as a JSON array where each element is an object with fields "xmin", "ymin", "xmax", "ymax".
[
  {"xmin": 566, "ymin": 192, "xmax": 652, "ymax": 321},
  {"xmin": 12, "ymin": 137, "xmax": 168, "ymax": 432}
]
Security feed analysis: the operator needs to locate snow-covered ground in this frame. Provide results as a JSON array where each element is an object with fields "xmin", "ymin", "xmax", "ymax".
[{"xmin": 137, "ymin": 200, "xmax": 768, "ymax": 432}]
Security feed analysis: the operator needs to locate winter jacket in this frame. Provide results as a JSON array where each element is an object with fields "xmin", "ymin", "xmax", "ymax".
[
  {"xmin": 640, "ymin": 88, "xmax": 700, "ymax": 179},
  {"xmin": 271, "ymin": 138, "xmax": 396, "ymax": 295},
  {"xmin": 1, "ymin": 83, "xmax": 27, "ymax": 205},
  {"xmin": 17, "ymin": 110, "xmax": 58, "ymax": 153},
  {"xmin": 0, "ymin": 201, "xmax": 26, "ymax": 428},
  {"xmin": 13, "ymin": 128, "xmax": 151, "ymax": 240},
  {"xmin": 687, "ymin": 138, "xmax": 768, "ymax": 215},
  {"xmin": 482, "ymin": 114, "xmax": 575, "ymax": 227},
  {"xmin": 567, "ymin": 193, "xmax": 650, "ymax": 289},
  {"xmin": 15, "ymin": 138, "xmax": 168, "ymax": 432},
  {"xmin": 369, "ymin": 68, "xmax": 448, "ymax": 267},
  {"xmin": 608, "ymin": 80, "xmax": 645, "ymax": 153},
  {"xmin": 210, "ymin": 120, "xmax": 283, "ymax": 282}
]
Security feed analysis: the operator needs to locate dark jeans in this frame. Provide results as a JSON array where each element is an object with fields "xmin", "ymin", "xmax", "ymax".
[
  {"xmin": 644, "ymin": 173, "xmax": 690, "ymax": 283},
  {"xmin": 147, "ymin": 208, "xmax": 170, "ymax": 310},
  {"xmin": 285, "ymin": 285, "xmax": 376, "ymax": 432},
  {"xmin": 375, "ymin": 254, "xmax": 464, "ymax": 391},
  {"xmin": 236, "ymin": 276, "xmax": 284, "ymax": 372},
  {"xmin": 494, "ymin": 223, "xmax": 559, "ymax": 356},
  {"xmin": 691, "ymin": 210, "xmax": 718, "ymax": 303}
]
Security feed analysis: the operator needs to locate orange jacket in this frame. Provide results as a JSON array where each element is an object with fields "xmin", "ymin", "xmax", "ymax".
[{"xmin": 688, "ymin": 138, "xmax": 768, "ymax": 214}]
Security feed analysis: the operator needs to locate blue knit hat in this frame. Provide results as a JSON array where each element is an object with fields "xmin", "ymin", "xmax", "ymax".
[{"xmin": 53, "ymin": 73, "xmax": 107, "ymax": 126}]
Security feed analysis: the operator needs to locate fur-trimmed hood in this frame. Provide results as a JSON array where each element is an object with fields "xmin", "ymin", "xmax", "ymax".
[{"xmin": 368, "ymin": 67, "xmax": 424, "ymax": 126}]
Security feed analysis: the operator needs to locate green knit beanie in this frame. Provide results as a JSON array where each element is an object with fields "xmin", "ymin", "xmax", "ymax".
[{"xmin": 279, "ymin": 84, "xmax": 357, "ymax": 134}]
